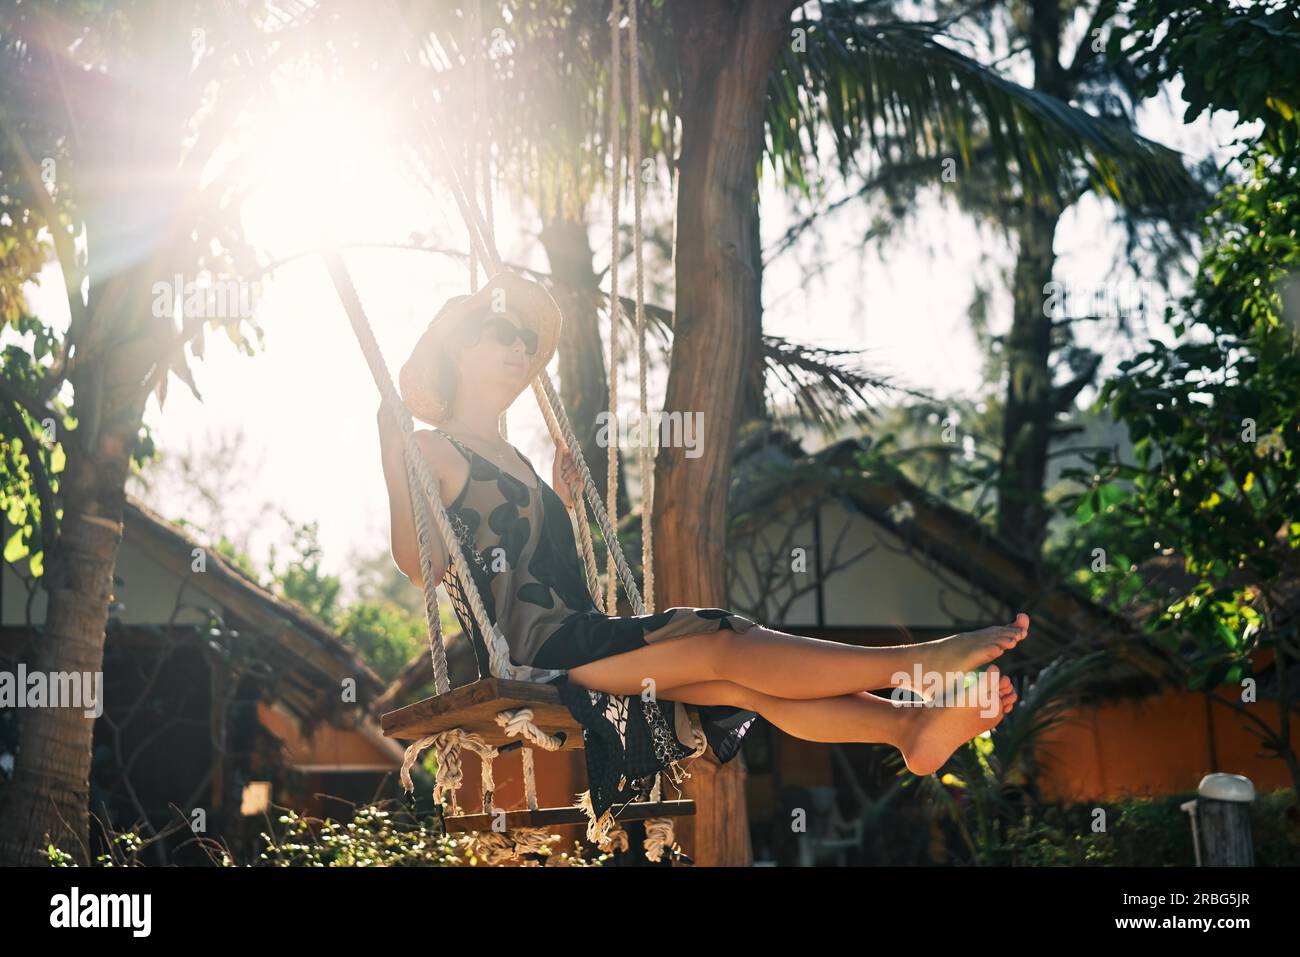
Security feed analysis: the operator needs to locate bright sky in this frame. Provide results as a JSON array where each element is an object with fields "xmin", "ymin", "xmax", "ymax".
[{"xmin": 15, "ymin": 52, "xmax": 1239, "ymax": 602}]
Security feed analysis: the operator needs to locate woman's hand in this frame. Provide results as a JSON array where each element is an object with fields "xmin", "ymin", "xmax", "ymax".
[{"xmin": 553, "ymin": 444, "xmax": 581, "ymax": 509}]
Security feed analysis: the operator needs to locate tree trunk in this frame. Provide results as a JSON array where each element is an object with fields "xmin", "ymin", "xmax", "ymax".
[
  {"xmin": 538, "ymin": 207, "xmax": 628, "ymax": 518},
  {"xmin": 0, "ymin": 257, "xmax": 157, "ymax": 865},
  {"xmin": 658, "ymin": 0, "xmax": 797, "ymax": 867},
  {"xmin": 995, "ymin": 0, "xmax": 1065, "ymax": 558},
  {"xmin": 995, "ymin": 201, "xmax": 1062, "ymax": 557}
]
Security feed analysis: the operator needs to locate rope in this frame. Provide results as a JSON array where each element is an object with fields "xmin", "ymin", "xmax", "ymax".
[
  {"xmin": 399, "ymin": 733, "xmax": 437, "ymax": 794},
  {"xmin": 603, "ymin": 821, "xmax": 630, "ymax": 854},
  {"xmin": 402, "ymin": 728, "xmax": 493, "ymax": 815},
  {"xmin": 617, "ymin": 5, "xmax": 705, "ymax": 759},
  {"xmin": 629, "ymin": 0, "xmax": 654, "ymax": 613},
  {"xmin": 466, "ymin": 0, "xmax": 482, "ymax": 297},
  {"xmin": 495, "ymin": 707, "xmax": 565, "ymax": 751},
  {"xmin": 480, "ymin": 746, "xmax": 495, "ymax": 812},
  {"xmin": 394, "ymin": 0, "xmax": 650, "ymax": 626},
  {"xmin": 535, "ymin": 379, "xmax": 604, "ymax": 611},
  {"xmin": 533, "ymin": 374, "xmax": 644, "ymax": 612},
  {"xmin": 463, "ymin": 831, "xmax": 516, "ymax": 864},
  {"xmin": 494, "ymin": 706, "xmax": 563, "ymax": 822},
  {"xmin": 644, "ymin": 817, "xmax": 677, "ymax": 862},
  {"xmin": 326, "ymin": 255, "xmax": 523, "ymax": 690},
  {"xmin": 424, "ymin": 118, "xmax": 649, "ymax": 615},
  {"xmin": 643, "ymin": 769, "xmax": 676, "ymax": 862},
  {"xmin": 426, "ymin": 126, "xmax": 646, "ymax": 615},
  {"xmin": 465, "ymin": 0, "xmax": 507, "ymax": 441},
  {"xmin": 508, "ymin": 828, "xmax": 558, "ymax": 856},
  {"xmin": 605, "ymin": 0, "xmax": 624, "ymax": 614},
  {"xmin": 573, "ymin": 491, "xmax": 604, "ymax": 611},
  {"xmin": 521, "ymin": 747, "xmax": 538, "ymax": 811}
]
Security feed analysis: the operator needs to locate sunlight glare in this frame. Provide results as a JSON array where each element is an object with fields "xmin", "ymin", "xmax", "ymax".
[{"xmin": 240, "ymin": 79, "xmax": 418, "ymax": 257}]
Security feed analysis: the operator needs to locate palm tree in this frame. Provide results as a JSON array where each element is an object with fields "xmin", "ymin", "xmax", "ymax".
[
  {"xmin": 767, "ymin": 1, "xmax": 1208, "ymax": 557},
  {"xmin": 0, "ymin": 2, "xmax": 306, "ymax": 865}
]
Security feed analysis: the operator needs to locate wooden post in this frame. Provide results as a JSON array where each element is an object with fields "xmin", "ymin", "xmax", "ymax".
[{"xmin": 1182, "ymin": 773, "xmax": 1255, "ymax": 866}]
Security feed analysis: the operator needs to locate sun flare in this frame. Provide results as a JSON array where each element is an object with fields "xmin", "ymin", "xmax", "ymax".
[{"xmin": 238, "ymin": 80, "xmax": 420, "ymax": 257}]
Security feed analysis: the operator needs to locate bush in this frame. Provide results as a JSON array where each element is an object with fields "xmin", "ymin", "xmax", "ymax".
[
  {"xmin": 258, "ymin": 805, "xmax": 606, "ymax": 867},
  {"xmin": 47, "ymin": 802, "xmax": 608, "ymax": 867},
  {"xmin": 993, "ymin": 790, "xmax": 1300, "ymax": 866}
]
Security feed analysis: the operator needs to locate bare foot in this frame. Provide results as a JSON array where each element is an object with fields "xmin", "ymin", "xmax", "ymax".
[
  {"xmin": 892, "ymin": 613, "xmax": 1030, "ymax": 699},
  {"xmin": 898, "ymin": 665, "xmax": 1018, "ymax": 776}
]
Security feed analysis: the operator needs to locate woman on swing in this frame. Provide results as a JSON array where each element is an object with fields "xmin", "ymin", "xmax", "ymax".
[{"xmin": 378, "ymin": 271, "xmax": 1028, "ymax": 828}]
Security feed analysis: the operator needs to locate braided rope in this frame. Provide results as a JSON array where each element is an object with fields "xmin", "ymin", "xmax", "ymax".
[
  {"xmin": 509, "ymin": 828, "xmax": 559, "ymax": 856},
  {"xmin": 464, "ymin": 827, "xmax": 559, "ymax": 865},
  {"xmin": 495, "ymin": 707, "xmax": 565, "ymax": 751},
  {"xmin": 534, "ymin": 376, "xmax": 604, "ymax": 610},
  {"xmin": 643, "ymin": 769, "xmax": 676, "ymax": 862},
  {"xmin": 628, "ymin": 0, "xmax": 654, "ymax": 614},
  {"xmin": 428, "ymin": 125, "xmax": 646, "ymax": 616},
  {"xmin": 605, "ymin": 0, "xmax": 624, "ymax": 614},
  {"xmin": 521, "ymin": 747, "xmax": 538, "ymax": 811},
  {"xmin": 466, "ymin": 0, "xmax": 483, "ymax": 297},
  {"xmin": 480, "ymin": 747, "xmax": 495, "ymax": 812},
  {"xmin": 533, "ymin": 373, "xmax": 645, "ymax": 613},
  {"xmin": 399, "ymin": 733, "xmax": 437, "ymax": 794},
  {"xmin": 572, "ymin": 489, "xmax": 604, "ymax": 611},
  {"xmin": 644, "ymin": 817, "xmax": 676, "ymax": 862},
  {"xmin": 434, "ymin": 732, "xmax": 466, "ymax": 814},
  {"xmin": 327, "ymin": 255, "xmax": 523, "ymax": 690},
  {"xmin": 394, "ymin": 0, "xmax": 648, "ymax": 665},
  {"xmin": 426, "ymin": 118, "xmax": 649, "ymax": 617},
  {"xmin": 602, "ymin": 821, "xmax": 630, "ymax": 854},
  {"xmin": 463, "ymin": 831, "xmax": 516, "ymax": 865},
  {"xmin": 466, "ymin": 0, "xmax": 508, "ymax": 442}
]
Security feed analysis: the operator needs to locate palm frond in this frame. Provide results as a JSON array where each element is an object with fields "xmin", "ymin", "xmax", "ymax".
[
  {"xmin": 761, "ymin": 334, "xmax": 936, "ymax": 437},
  {"xmin": 770, "ymin": 5, "xmax": 1198, "ymax": 210}
]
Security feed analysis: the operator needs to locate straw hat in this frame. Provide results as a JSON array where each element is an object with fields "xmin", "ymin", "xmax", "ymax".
[{"xmin": 399, "ymin": 271, "xmax": 562, "ymax": 426}]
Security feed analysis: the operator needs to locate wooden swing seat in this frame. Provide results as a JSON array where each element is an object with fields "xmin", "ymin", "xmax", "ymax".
[
  {"xmin": 384, "ymin": 679, "xmax": 699, "ymax": 825},
  {"xmin": 380, "ymin": 677, "xmax": 585, "ymax": 751}
]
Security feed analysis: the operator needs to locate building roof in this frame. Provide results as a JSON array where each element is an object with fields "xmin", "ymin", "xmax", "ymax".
[
  {"xmin": 118, "ymin": 495, "xmax": 389, "ymax": 728},
  {"xmin": 725, "ymin": 433, "xmax": 1180, "ymax": 690}
]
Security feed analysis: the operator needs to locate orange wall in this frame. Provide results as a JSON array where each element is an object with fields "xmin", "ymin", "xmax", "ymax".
[
  {"xmin": 258, "ymin": 703, "xmax": 394, "ymax": 767},
  {"xmin": 453, "ymin": 747, "xmax": 592, "ymax": 847},
  {"xmin": 1035, "ymin": 688, "xmax": 1300, "ymax": 802}
]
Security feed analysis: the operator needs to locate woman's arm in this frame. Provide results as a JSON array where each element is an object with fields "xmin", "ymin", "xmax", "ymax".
[{"xmin": 377, "ymin": 401, "xmax": 449, "ymax": 588}]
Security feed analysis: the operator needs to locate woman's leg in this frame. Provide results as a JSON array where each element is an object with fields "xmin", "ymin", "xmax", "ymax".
[
  {"xmin": 566, "ymin": 614, "xmax": 1030, "ymax": 701},
  {"xmin": 652, "ymin": 673, "xmax": 1019, "ymax": 776}
]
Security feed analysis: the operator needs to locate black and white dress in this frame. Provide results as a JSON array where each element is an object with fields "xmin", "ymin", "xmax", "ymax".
[{"xmin": 429, "ymin": 427, "xmax": 760, "ymax": 840}]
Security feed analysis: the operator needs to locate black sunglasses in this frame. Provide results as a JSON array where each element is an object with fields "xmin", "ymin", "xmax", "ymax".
[{"xmin": 461, "ymin": 312, "xmax": 539, "ymax": 356}]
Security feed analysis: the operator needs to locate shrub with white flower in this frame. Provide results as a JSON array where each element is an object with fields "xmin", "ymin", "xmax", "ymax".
[
  {"xmin": 887, "ymin": 499, "xmax": 916, "ymax": 525},
  {"xmin": 1255, "ymin": 432, "xmax": 1286, "ymax": 460}
]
